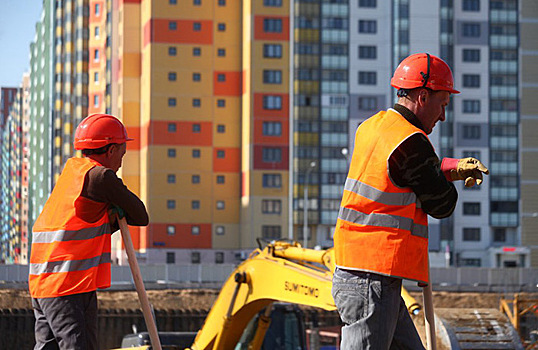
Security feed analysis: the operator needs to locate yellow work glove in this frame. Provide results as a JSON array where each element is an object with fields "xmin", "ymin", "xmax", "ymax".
[{"xmin": 450, "ymin": 157, "xmax": 489, "ymax": 187}]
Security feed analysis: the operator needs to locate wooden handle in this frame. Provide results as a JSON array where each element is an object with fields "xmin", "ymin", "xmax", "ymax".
[
  {"xmin": 118, "ymin": 217, "xmax": 162, "ymax": 350},
  {"xmin": 423, "ymin": 259, "xmax": 437, "ymax": 350}
]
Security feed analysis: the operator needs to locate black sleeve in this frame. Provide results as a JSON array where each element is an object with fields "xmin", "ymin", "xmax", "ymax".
[{"xmin": 388, "ymin": 133, "xmax": 458, "ymax": 219}]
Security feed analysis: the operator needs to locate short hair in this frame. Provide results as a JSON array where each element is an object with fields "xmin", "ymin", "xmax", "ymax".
[{"xmin": 81, "ymin": 143, "xmax": 115, "ymax": 156}]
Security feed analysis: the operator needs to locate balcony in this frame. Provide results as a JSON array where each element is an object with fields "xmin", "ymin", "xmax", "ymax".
[
  {"xmin": 490, "ymin": 137, "xmax": 518, "ymax": 150},
  {"xmin": 491, "ymin": 213, "xmax": 518, "ymax": 227},
  {"xmin": 491, "ymin": 187, "xmax": 518, "ymax": 201},
  {"xmin": 490, "ymin": 35, "xmax": 518, "ymax": 49},
  {"xmin": 490, "ymin": 86, "xmax": 518, "ymax": 99},
  {"xmin": 490, "ymin": 60, "xmax": 517, "ymax": 74},
  {"xmin": 490, "ymin": 10, "xmax": 518, "ymax": 23},
  {"xmin": 490, "ymin": 162, "xmax": 518, "ymax": 175},
  {"xmin": 491, "ymin": 111, "xmax": 518, "ymax": 124}
]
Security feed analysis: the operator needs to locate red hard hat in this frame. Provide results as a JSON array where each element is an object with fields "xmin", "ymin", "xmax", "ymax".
[
  {"xmin": 74, "ymin": 114, "xmax": 133, "ymax": 150},
  {"xmin": 391, "ymin": 53, "xmax": 460, "ymax": 94}
]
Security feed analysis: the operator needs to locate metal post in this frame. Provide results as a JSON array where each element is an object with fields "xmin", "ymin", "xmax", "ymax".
[{"xmin": 303, "ymin": 162, "xmax": 316, "ymax": 248}]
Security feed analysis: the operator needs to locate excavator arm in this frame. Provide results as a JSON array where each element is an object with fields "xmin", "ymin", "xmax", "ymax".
[{"xmin": 189, "ymin": 241, "xmax": 418, "ymax": 350}]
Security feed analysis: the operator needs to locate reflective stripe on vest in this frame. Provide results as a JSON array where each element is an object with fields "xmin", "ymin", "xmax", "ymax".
[
  {"xmin": 30, "ymin": 252, "xmax": 111, "ymax": 276},
  {"xmin": 32, "ymin": 223, "xmax": 111, "ymax": 244}
]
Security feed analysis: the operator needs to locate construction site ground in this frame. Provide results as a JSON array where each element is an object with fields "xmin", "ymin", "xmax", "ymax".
[{"xmin": 1, "ymin": 289, "xmax": 535, "ymax": 347}]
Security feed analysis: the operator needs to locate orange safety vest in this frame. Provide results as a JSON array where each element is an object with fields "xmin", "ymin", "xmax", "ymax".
[
  {"xmin": 334, "ymin": 108, "xmax": 430, "ymax": 284},
  {"xmin": 29, "ymin": 157, "xmax": 112, "ymax": 298}
]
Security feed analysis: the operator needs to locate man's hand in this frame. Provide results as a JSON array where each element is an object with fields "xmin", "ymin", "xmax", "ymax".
[
  {"xmin": 108, "ymin": 204, "xmax": 125, "ymax": 223},
  {"xmin": 450, "ymin": 157, "xmax": 489, "ymax": 187}
]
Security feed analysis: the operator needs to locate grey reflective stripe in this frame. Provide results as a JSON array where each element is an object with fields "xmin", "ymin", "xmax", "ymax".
[
  {"xmin": 29, "ymin": 252, "xmax": 111, "ymax": 276},
  {"xmin": 344, "ymin": 178, "xmax": 417, "ymax": 206},
  {"xmin": 32, "ymin": 224, "xmax": 111, "ymax": 244},
  {"xmin": 339, "ymin": 207, "xmax": 428, "ymax": 238}
]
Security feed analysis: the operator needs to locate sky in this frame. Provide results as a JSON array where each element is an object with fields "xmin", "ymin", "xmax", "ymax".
[{"xmin": 0, "ymin": 1, "xmax": 44, "ymax": 88}]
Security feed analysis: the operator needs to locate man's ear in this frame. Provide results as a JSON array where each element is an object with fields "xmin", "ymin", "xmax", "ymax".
[
  {"xmin": 418, "ymin": 89, "xmax": 428, "ymax": 105},
  {"xmin": 106, "ymin": 144, "xmax": 115, "ymax": 157}
]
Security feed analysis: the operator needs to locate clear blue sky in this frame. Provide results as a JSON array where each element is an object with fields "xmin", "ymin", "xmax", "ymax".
[{"xmin": 0, "ymin": 1, "xmax": 43, "ymax": 88}]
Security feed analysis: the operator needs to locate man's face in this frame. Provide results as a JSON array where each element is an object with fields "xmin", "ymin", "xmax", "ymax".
[
  {"xmin": 108, "ymin": 143, "xmax": 126, "ymax": 173},
  {"xmin": 417, "ymin": 90, "xmax": 451, "ymax": 134}
]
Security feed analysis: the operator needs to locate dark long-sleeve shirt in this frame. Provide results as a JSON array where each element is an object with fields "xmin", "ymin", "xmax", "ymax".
[
  {"xmin": 81, "ymin": 165, "xmax": 149, "ymax": 229},
  {"xmin": 388, "ymin": 104, "xmax": 458, "ymax": 219}
]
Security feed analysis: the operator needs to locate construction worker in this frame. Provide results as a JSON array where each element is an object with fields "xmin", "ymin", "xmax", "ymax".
[
  {"xmin": 332, "ymin": 53, "xmax": 489, "ymax": 349},
  {"xmin": 28, "ymin": 114, "xmax": 148, "ymax": 350}
]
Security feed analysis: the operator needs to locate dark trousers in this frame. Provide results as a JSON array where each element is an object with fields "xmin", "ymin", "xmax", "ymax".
[{"xmin": 32, "ymin": 291, "xmax": 98, "ymax": 350}]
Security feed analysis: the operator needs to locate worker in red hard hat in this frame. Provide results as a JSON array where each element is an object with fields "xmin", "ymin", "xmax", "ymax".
[
  {"xmin": 332, "ymin": 53, "xmax": 489, "ymax": 349},
  {"xmin": 29, "ymin": 114, "xmax": 148, "ymax": 350}
]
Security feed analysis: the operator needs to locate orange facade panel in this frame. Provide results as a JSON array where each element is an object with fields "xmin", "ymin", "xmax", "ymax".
[
  {"xmin": 253, "ymin": 118, "xmax": 289, "ymax": 145},
  {"xmin": 254, "ymin": 15, "xmax": 289, "ymax": 41},
  {"xmin": 253, "ymin": 93, "xmax": 289, "ymax": 118},
  {"xmin": 213, "ymin": 147, "xmax": 240, "ymax": 172},
  {"xmin": 125, "ymin": 126, "xmax": 141, "ymax": 150},
  {"xmin": 143, "ymin": 19, "xmax": 213, "ymax": 47},
  {"xmin": 214, "ymin": 71, "xmax": 242, "ymax": 96},
  {"xmin": 150, "ymin": 223, "xmax": 212, "ymax": 249},
  {"xmin": 149, "ymin": 121, "xmax": 213, "ymax": 146}
]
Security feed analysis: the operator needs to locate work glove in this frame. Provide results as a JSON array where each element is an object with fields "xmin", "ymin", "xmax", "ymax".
[
  {"xmin": 441, "ymin": 157, "xmax": 489, "ymax": 187},
  {"xmin": 109, "ymin": 204, "xmax": 125, "ymax": 221}
]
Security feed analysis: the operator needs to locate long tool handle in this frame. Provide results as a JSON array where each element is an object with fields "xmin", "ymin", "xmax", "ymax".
[
  {"xmin": 118, "ymin": 217, "xmax": 162, "ymax": 350},
  {"xmin": 423, "ymin": 263, "xmax": 436, "ymax": 350}
]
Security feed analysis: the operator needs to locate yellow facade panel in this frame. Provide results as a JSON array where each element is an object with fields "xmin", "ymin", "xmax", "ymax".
[
  {"xmin": 122, "ymin": 174, "xmax": 141, "ymax": 197},
  {"xmin": 151, "ymin": 2, "xmax": 214, "ymax": 19},
  {"xmin": 212, "ymin": 224, "xmax": 240, "ymax": 249},
  {"xmin": 148, "ymin": 195, "xmax": 212, "ymax": 223},
  {"xmin": 251, "ymin": 171, "xmax": 289, "ymax": 196},
  {"xmin": 152, "ymin": 71, "xmax": 212, "ymax": 95},
  {"xmin": 253, "ymin": 0, "xmax": 290, "ymax": 15},
  {"xmin": 212, "ymin": 199, "xmax": 240, "ymax": 223},
  {"xmin": 213, "ymin": 123, "xmax": 240, "ymax": 148},
  {"xmin": 150, "ymin": 146, "xmax": 213, "ymax": 173},
  {"xmin": 213, "ymin": 22, "xmax": 241, "ymax": 47},
  {"xmin": 124, "ymin": 52, "xmax": 142, "ymax": 77},
  {"xmin": 213, "ymin": 173, "xmax": 240, "ymax": 197},
  {"xmin": 122, "ymin": 101, "xmax": 141, "ymax": 126},
  {"xmin": 150, "ymin": 96, "xmax": 213, "ymax": 121},
  {"xmin": 212, "ymin": 44, "xmax": 242, "ymax": 71},
  {"xmin": 124, "ymin": 27, "xmax": 141, "ymax": 53},
  {"xmin": 152, "ymin": 45, "xmax": 214, "ymax": 70},
  {"xmin": 150, "ymin": 173, "xmax": 213, "ymax": 198}
]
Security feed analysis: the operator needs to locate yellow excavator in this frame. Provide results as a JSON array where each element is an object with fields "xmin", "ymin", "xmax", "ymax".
[{"xmin": 118, "ymin": 240, "xmax": 420, "ymax": 350}]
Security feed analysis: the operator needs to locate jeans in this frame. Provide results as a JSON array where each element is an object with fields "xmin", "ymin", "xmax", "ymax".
[
  {"xmin": 332, "ymin": 268, "xmax": 425, "ymax": 350},
  {"xmin": 32, "ymin": 291, "xmax": 98, "ymax": 350}
]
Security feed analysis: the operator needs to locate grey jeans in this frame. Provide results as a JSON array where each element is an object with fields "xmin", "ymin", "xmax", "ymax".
[
  {"xmin": 332, "ymin": 268, "xmax": 425, "ymax": 350},
  {"xmin": 32, "ymin": 291, "xmax": 98, "ymax": 350}
]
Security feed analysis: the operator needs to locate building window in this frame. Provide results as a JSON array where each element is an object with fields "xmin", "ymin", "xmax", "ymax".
[
  {"xmin": 168, "ymin": 72, "xmax": 177, "ymax": 81},
  {"xmin": 358, "ymin": 20, "xmax": 377, "ymax": 34},
  {"xmin": 218, "ymin": 0, "xmax": 225, "ymax": 5},
  {"xmin": 463, "ymin": 124, "xmax": 481, "ymax": 139},
  {"xmin": 191, "ymin": 252, "xmax": 201, "ymax": 264},
  {"xmin": 218, "ymin": 23, "xmax": 226, "ymax": 31},
  {"xmin": 192, "ymin": 226, "xmax": 200, "ymax": 235},
  {"xmin": 359, "ymin": 0, "xmax": 376, "ymax": 7},
  {"xmin": 463, "ymin": 100, "xmax": 480, "ymax": 113},
  {"xmin": 463, "ymin": 0, "xmax": 480, "ymax": 11},
  {"xmin": 358, "ymin": 71, "xmax": 377, "ymax": 85},
  {"xmin": 462, "ymin": 23, "xmax": 481, "ymax": 37},
  {"xmin": 169, "ymin": 21, "xmax": 177, "ymax": 30},
  {"xmin": 167, "ymin": 174, "xmax": 176, "ymax": 184},
  {"xmin": 167, "ymin": 200, "xmax": 176, "ymax": 209},
  {"xmin": 215, "ymin": 252, "xmax": 224, "ymax": 264},
  {"xmin": 461, "ymin": 258, "xmax": 481, "ymax": 267},
  {"xmin": 263, "ymin": 44, "xmax": 282, "ymax": 58},
  {"xmin": 262, "ymin": 122, "xmax": 282, "ymax": 136},
  {"xmin": 193, "ymin": 47, "xmax": 201, "ymax": 56},
  {"xmin": 264, "ymin": 0, "xmax": 282, "ymax": 6},
  {"xmin": 166, "ymin": 252, "xmax": 175, "ymax": 264},
  {"xmin": 168, "ymin": 98, "xmax": 177, "ymax": 107},
  {"xmin": 263, "ymin": 95, "xmax": 282, "ymax": 110},
  {"xmin": 217, "ymin": 150, "xmax": 225, "ymax": 158},
  {"xmin": 358, "ymin": 45, "xmax": 377, "ymax": 59},
  {"xmin": 93, "ymin": 95, "xmax": 99, "ymax": 107},
  {"xmin": 262, "ymin": 225, "xmax": 282, "ymax": 239},
  {"xmin": 463, "ymin": 228, "xmax": 481, "ymax": 241},
  {"xmin": 463, "ymin": 150, "xmax": 481, "ymax": 159},
  {"xmin": 217, "ymin": 48, "xmax": 226, "ymax": 57},
  {"xmin": 193, "ymin": 22, "xmax": 202, "ymax": 31},
  {"xmin": 168, "ymin": 47, "xmax": 177, "ymax": 56},
  {"xmin": 217, "ymin": 124, "xmax": 225, "ymax": 133},
  {"xmin": 95, "ymin": 3, "xmax": 100, "ymax": 15},
  {"xmin": 262, "ymin": 200, "xmax": 282, "ymax": 214},
  {"xmin": 263, "ymin": 70, "xmax": 282, "ymax": 84},
  {"xmin": 216, "ymin": 226, "xmax": 225, "ymax": 235},
  {"xmin": 193, "ymin": 98, "xmax": 201, "ymax": 107},
  {"xmin": 217, "ymin": 73, "xmax": 226, "ymax": 82},
  {"xmin": 167, "ymin": 225, "xmax": 176, "ymax": 236},
  {"xmin": 463, "ymin": 202, "xmax": 481, "ymax": 215},
  {"xmin": 192, "ymin": 175, "xmax": 200, "ymax": 184},
  {"xmin": 463, "ymin": 49, "xmax": 480, "ymax": 62},
  {"xmin": 192, "ymin": 200, "xmax": 200, "ymax": 209},
  {"xmin": 192, "ymin": 123, "xmax": 201, "ymax": 133},
  {"xmin": 493, "ymin": 228, "xmax": 506, "ymax": 242},
  {"xmin": 168, "ymin": 148, "xmax": 176, "ymax": 158},
  {"xmin": 217, "ymin": 99, "xmax": 226, "ymax": 107},
  {"xmin": 463, "ymin": 74, "xmax": 480, "ymax": 88},
  {"xmin": 193, "ymin": 73, "xmax": 201, "ymax": 81},
  {"xmin": 217, "ymin": 175, "xmax": 225, "ymax": 184},
  {"xmin": 94, "ymin": 72, "xmax": 99, "ymax": 83},
  {"xmin": 192, "ymin": 149, "xmax": 201, "ymax": 158},
  {"xmin": 193, "ymin": 0, "xmax": 201, "ymax": 5},
  {"xmin": 94, "ymin": 26, "xmax": 100, "ymax": 38},
  {"xmin": 94, "ymin": 49, "xmax": 99, "ymax": 62},
  {"xmin": 263, "ymin": 174, "xmax": 282, "ymax": 188},
  {"xmin": 217, "ymin": 201, "xmax": 225, "ymax": 210},
  {"xmin": 358, "ymin": 97, "xmax": 377, "ymax": 110},
  {"xmin": 263, "ymin": 19, "xmax": 282, "ymax": 33},
  {"xmin": 262, "ymin": 147, "xmax": 282, "ymax": 162}
]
